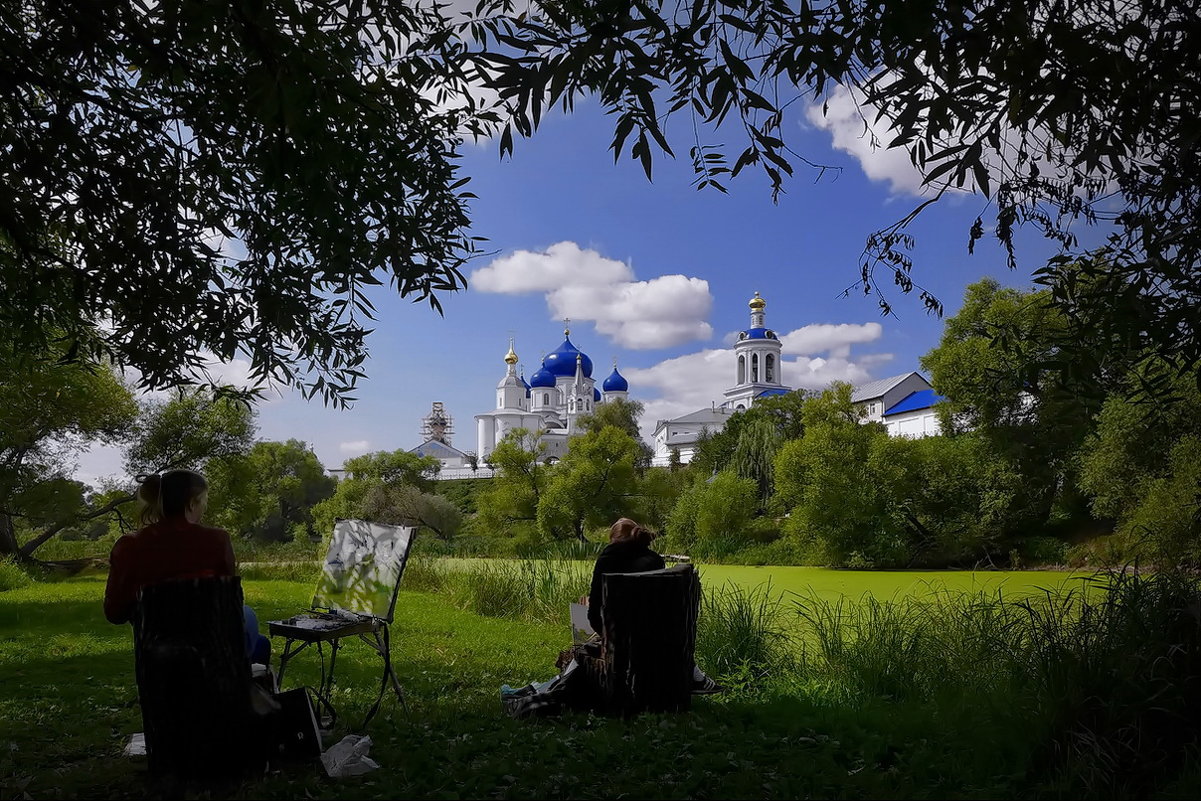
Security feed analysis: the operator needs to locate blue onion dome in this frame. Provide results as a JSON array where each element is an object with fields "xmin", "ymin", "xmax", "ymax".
[
  {"xmin": 602, "ymin": 366, "xmax": 629, "ymax": 392},
  {"xmin": 543, "ymin": 332, "xmax": 593, "ymax": 378},
  {"xmin": 529, "ymin": 366, "xmax": 556, "ymax": 388},
  {"xmin": 593, "ymin": 387, "xmax": 602, "ymax": 402},
  {"xmin": 739, "ymin": 327, "xmax": 777, "ymax": 340}
]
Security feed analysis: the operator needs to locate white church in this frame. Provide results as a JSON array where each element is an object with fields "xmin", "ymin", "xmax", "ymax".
[
  {"xmin": 468, "ymin": 291, "xmax": 946, "ymax": 470},
  {"xmin": 648, "ymin": 291, "xmax": 947, "ymax": 465},
  {"xmin": 475, "ymin": 326, "xmax": 631, "ymax": 461}
]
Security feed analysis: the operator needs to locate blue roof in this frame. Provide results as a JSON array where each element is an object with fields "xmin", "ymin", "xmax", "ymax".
[
  {"xmin": 756, "ymin": 388, "xmax": 790, "ymax": 398},
  {"xmin": 593, "ymin": 387, "xmax": 602, "ymax": 402},
  {"xmin": 884, "ymin": 389, "xmax": 946, "ymax": 415},
  {"xmin": 602, "ymin": 367, "xmax": 629, "ymax": 392},
  {"xmin": 742, "ymin": 327, "xmax": 773, "ymax": 339},
  {"xmin": 529, "ymin": 366, "xmax": 556, "ymax": 388},
  {"xmin": 542, "ymin": 335, "xmax": 593, "ymax": 378}
]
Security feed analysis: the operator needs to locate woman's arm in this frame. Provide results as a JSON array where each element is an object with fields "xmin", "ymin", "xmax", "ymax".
[{"xmin": 103, "ymin": 537, "xmax": 136, "ymax": 624}]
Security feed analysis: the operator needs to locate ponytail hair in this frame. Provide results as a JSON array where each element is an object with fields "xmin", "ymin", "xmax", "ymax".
[
  {"xmin": 610, "ymin": 517, "xmax": 656, "ymax": 546},
  {"xmin": 136, "ymin": 469, "xmax": 207, "ymax": 526}
]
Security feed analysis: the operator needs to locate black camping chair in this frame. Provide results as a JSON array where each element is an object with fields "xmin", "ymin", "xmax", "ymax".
[{"xmin": 133, "ymin": 576, "xmax": 257, "ymax": 779}]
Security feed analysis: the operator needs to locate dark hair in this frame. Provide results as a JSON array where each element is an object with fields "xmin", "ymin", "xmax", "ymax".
[
  {"xmin": 610, "ymin": 517, "xmax": 656, "ymax": 546},
  {"xmin": 137, "ymin": 470, "xmax": 207, "ymax": 526}
]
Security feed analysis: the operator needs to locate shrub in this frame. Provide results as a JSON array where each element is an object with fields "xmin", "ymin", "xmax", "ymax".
[{"xmin": 0, "ymin": 559, "xmax": 32, "ymax": 591}]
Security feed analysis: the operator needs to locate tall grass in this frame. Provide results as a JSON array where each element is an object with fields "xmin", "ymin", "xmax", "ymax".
[
  {"xmin": 793, "ymin": 570, "xmax": 1201, "ymax": 796},
  {"xmin": 695, "ymin": 580, "xmax": 793, "ymax": 692},
  {"xmin": 403, "ymin": 553, "xmax": 454, "ymax": 593},
  {"xmin": 452, "ymin": 558, "xmax": 591, "ymax": 623}
]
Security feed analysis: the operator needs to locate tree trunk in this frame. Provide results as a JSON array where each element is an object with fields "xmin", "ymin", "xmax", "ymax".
[
  {"xmin": 19, "ymin": 493, "xmax": 134, "ymax": 559},
  {"xmin": 0, "ymin": 512, "xmax": 18, "ymax": 557}
]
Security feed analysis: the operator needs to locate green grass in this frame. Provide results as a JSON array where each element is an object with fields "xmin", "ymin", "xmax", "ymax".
[{"xmin": 1, "ymin": 568, "xmax": 1196, "ymax": 799}]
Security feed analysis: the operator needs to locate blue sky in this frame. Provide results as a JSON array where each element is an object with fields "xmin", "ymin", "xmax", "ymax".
[{"xmin": 80, "ymin": 93, "xmax": 1078, "ymax": 484}]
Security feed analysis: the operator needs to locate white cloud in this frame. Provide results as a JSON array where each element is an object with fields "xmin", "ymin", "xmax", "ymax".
[
  {"xmin": 339, "ymin": 440, "xmax": 371, "ymax": 456},
  {"xmin": 625, "ymin": 323, "xmax": 893, "ymax": 439},
  {"xmin": 472, "ymin": 241, "xmax": 713, "ymax": 349},
  {"xmin": 779, "ymin": 322, "xmax": 883, "ymax": 360},
  {"xmin": 472, "ymin": 241, "xmax": 633, "ymax": 293},
  {"xmin": 806, "ymin": 84, "xmax": 929, "ymax": 197}
]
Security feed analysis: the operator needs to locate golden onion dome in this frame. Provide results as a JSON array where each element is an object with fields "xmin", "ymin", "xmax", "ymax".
[
  {"xmin": 504, "ymin": 338, "xmax": 518, "ymax": 365},
  {"xmin": 749, "ymin": 291, "xmax": 766, "ymax": 310}
]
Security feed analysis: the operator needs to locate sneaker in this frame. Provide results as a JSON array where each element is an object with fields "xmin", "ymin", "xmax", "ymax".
[{"xmin": 691, "ymin": 675, "xmax": 725, "ymax": 695}]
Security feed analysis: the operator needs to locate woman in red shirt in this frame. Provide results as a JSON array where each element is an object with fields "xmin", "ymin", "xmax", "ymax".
[{"xmin": 104, "ymin": 470, "xmax": 269, "ymax": 663}]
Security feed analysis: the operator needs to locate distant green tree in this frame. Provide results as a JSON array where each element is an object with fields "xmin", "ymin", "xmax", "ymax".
[
  {"xmin": 1078, "ymin": 371, "xmax": 1201, "ymax": 563},
  {"xmin": 691, "ymin": 391, "xmax": 808, "ymax": 501},
  {"xmin": 311, "ymin": 449, "xmax": 440, "ymax": 538},
  {"xmin": 207, "ymin": 440, "xmax": 336, "ymax": 542},
  {"xmin": 124, "ymin": 390, "xmax": 257, "ymax": 477},
  {"xmin": 664, "ymin": 470, "xmax": 757, "ymax": 555},
  {"xmin": 0, "ymin": 346, "xmax": 137, "ymax": 558},
  {"xmin": 578, "ymin": 398, "xmax": 652, "ymax": 470},
  {"xmin": 538, "ymin": 427, "xmax": 641, "ymax": 542},
  {"xmin": 632, "ymin": 467, "xmax": 690, "ymax": 534},
  {"xmin": 475, "ymin": 428, "xmax": 548, "ymax": 539},
  {"xmin": 921, "ymin": 278, "xmax": 1097, "ymax": 531},
  {"xmin": 360, "ymin": 483, "xmax": 464, "ymax": 541},
  {"xmin": 775, "ymin": 393, "xmax": 889, "ymax": 566}
]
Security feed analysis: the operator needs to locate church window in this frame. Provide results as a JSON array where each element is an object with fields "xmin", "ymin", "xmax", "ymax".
[
  {"xmin": 543, "ymin": 392, "xmax": 549, "ymax": 405},
  {"xmin": 766, "ymin": 354, "xmax": 775, "ymax": 383},
  {"xmin": 751, "ymin": 353, "xmax": 759, "ymax": 382},
  {"xmin": 738, "ymin": 355, "xmax": 745, "ymax": 384}
]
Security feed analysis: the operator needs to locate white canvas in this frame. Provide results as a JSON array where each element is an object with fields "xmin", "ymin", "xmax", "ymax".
[{"xmin": 312, "ymin": 519, "xmax": 415, "ymax": 621}]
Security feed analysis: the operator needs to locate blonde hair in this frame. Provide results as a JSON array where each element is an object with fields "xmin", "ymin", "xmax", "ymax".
[
  {"xmin": 610, "ymin": 517, "xmax": 656, "ymax": 546},
  {"xmin": 137, "ymin": 470, "xmax": 207, "ymax": 526}
]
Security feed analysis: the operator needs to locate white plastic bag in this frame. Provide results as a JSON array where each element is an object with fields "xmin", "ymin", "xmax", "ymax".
[{"xmin": 320, "ymin": 734, "xmax": 380, "ymax": 777}]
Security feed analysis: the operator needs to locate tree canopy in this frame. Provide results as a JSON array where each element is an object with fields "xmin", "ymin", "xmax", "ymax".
[
  {"xmin": 6, "ymin": 1, "xmax": 1197, "ymax": 403},
  {"xmin": 2, "ymin": 0, "xmax": 490, "ymax": 403}
]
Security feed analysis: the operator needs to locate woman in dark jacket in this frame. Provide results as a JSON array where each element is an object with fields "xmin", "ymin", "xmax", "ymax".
[
  {"xmin": 582, "ymin": 517, "xmax": 721, "ymax": 695},
  {"xmin": 585, "ymin": 517, "xmax": 664, "ymax": 633}
]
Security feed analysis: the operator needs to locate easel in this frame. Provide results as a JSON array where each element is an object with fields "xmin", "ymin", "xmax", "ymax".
[{"xmin": 269, "ymin": 520, "xmax": 414, "ymax": 730}]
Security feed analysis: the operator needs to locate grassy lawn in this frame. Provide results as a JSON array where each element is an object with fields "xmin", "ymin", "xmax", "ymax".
[
  {"xmin": 0, "ymin": 566, "xmax": 1183, "ymax": 799},
  {"xmin": 441, "ymin": 558, "xmax": 1083, "ymax": 601}
]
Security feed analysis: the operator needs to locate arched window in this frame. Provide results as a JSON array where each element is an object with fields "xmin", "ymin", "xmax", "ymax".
[
  {"xmin": 751, "ymin": 353, "xmax": 759, "ymax": 382},
  {"xmin": 738, "ymin": 354, "xmax": 745, "ymax": 384},
  {"xmin": 766, "ymin": 353, "xmax": 775, "ymax": 383}
]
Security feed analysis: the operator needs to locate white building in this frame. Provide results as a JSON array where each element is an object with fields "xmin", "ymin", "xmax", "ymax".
[
  {"xmin": 475, "ymin": 329, "xmax": 632, "ymax": 461},
  {"xmin": 652, "ymin": 292, "xmax": 793, "ymax": 466},
  {"xmin": 649, "ymin": 295, "xmax": 951, "ymax": 466},
  {"xmin": 850, "ymin": 372, "xmax": 946, "ymax": 438}
]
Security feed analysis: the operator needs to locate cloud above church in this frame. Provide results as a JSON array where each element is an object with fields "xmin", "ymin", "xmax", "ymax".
[
  {"xmin": 470, "ymin": 241, "xmax": 714, "ymax": 349},
  {"xmin": 625, "ymin": 322, "xmax": 893, "ymax": 438}
]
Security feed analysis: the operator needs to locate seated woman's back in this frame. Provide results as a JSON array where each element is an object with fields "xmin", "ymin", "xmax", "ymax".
[
  {"xmin": 104, "ymin": 470, "xmax": 235, "ymax": 625},
  {"xmin": 587, "ymin": 518, "xmax": 664, "ymax": 633}
]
